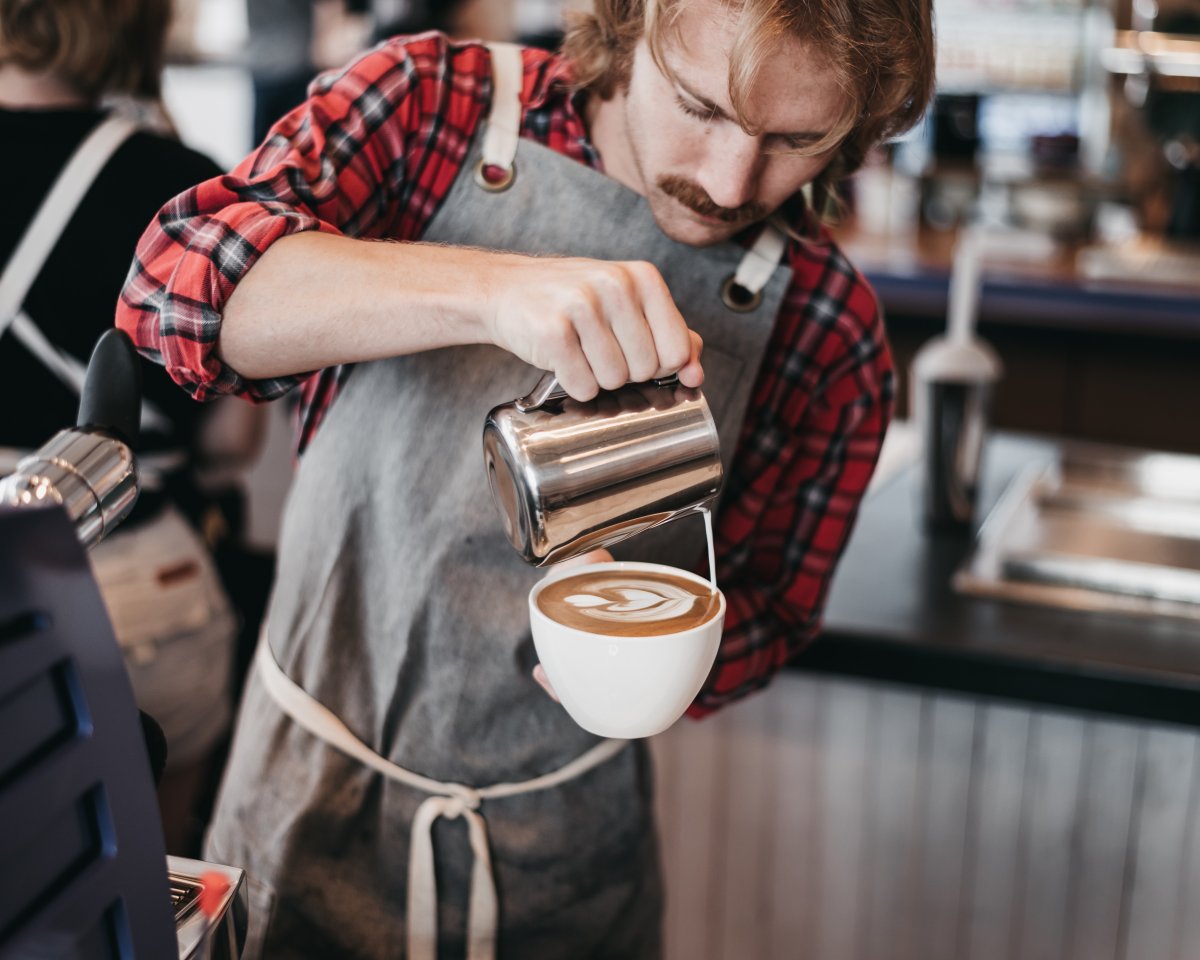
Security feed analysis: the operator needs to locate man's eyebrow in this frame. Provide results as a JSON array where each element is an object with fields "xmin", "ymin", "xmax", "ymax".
[{"xmin": 674, "ymin": 78, "xmax": 830, "ymax": 142}]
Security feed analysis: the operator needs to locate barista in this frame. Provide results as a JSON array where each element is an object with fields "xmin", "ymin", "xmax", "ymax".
[{"xmin": 117, "ymin": 0, "xmax": 935, "ymax": 956}]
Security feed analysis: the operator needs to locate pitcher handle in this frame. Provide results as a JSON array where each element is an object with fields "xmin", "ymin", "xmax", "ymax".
[
  {"xmin": 515, "ymin": 372, "xmax": 681, "ymax": 413},
  {"xmin": 515, "ymin": 372, "xmax": 566, "ymax": 413}
]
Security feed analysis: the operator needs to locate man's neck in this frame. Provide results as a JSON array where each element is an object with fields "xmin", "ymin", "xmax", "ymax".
[
  {"xmin": 0, "ymin": 66, "xmax": 92, "ymax": 109},
  {"xmin": 584, "ymin": 89, "xmax": 644, "ymax": 198}
]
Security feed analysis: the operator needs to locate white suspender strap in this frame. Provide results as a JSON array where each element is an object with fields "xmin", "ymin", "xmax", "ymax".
[
  {"xmin": 8, "ymin": 309, "xmax": 172, "ymax": 435},
  {"xmin": 733, "ymin": 222, "xmax": 788, "ymax": 296},
  {"xmin": 0, "ymin": 114, "xmax": 140, "ymax": 335},
  {"xmin": 254, "ymin": 633, "xmax": 628, "ymax": 960},
  {"xmin": 0, "ymin": 112, "xmax": 173, "ymax": 435},
  {"xmin": 480, "ymin": 42, "xmax": 524, "ymax": 173}
]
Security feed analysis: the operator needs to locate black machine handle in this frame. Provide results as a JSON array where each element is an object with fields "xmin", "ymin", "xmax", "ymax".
[{"xmin": 77, "ymin": 328, "xmax": 142, "ymax": 446}]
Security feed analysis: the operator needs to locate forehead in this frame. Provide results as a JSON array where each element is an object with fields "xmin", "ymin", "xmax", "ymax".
[{"xmin": 656, "ymin": 0, "xmax": 848, "ymax": 134}]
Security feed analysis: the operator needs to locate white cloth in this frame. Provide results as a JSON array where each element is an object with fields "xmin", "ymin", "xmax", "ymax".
[{"xmin": 91, "ymin": 506, "xmax": 237, "ymax": 767}]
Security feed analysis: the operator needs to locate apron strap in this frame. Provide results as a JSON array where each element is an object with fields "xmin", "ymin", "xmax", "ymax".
[
  {"xmin": 474, "ymin": 43, "xmax": 524, "ymax": 191},
  {"xmin": 734, "ymin": 222, "xmax": 788, "ymax": 296},
  {"xmin": 721, "ymin": 223, "xmax": 789, "ymax": 313},
  {"xmin": 253, "ymin": 633, "xmax": 628, "ymax": 960},
  {"xmin": 7, "ymin": 308, "xmax": 173, "ymax": 435},
  {"xmin": 0, "ymin": 114, "xmax": 140, "ymax": 334},
  {"xmin": 0, "ymin": 112, "xmax": 174, "ymax": 436}
]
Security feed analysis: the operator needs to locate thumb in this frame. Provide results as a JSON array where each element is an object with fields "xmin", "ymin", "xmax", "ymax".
[{"xmin": 555, "ymin": 547, "xmax": 614, "ymax": 570}]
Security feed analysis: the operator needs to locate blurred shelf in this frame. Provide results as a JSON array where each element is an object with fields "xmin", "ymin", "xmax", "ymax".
[
  {"xmin": 833, "ymin": 220, "xmax": 1200, "ymax": 339},
  {"xmin": 1102, "ymin": 30, "xmax": 1200, "ymax": 79}
]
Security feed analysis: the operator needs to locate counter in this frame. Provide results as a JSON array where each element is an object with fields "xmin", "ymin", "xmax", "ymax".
[
  {"xmin": 833, "ymin": 223, "xmax": 1200, "ymax": 339},
  {"xmin": 798, "ymin": 430, "xmax": 1200, "ymax": 727}
]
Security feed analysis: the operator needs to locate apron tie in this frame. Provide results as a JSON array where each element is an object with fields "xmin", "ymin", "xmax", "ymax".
[
  {"xmin": 409, "ymin": 794, "xmax": 497, "ymax": 960},
  {"xmin": 254, "ymin": 634, "xmax": 628, "ymax": 960}
]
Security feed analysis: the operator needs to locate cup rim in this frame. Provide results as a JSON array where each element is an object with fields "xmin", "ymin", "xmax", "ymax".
[{"xmin": 529, "ymin": 560, "xmax": 725, "ymax": 643}]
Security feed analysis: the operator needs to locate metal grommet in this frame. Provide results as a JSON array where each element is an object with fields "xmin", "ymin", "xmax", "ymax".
[
  {"xmin": 721, "ymin": 274, "xmax": 763, "ymax": 313},
  {"xmin": 474, "ymin": 158, "xmax": 516, "ymax": 192}
]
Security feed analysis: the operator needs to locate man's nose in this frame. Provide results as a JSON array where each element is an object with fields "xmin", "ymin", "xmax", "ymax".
[{"xmin": 695, "ymin": 129, "xmax": 762, "ymax": 210}]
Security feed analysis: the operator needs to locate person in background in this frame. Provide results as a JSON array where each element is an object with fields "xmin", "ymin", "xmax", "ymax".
[
  {"xmin": 246, "ymin": 0, "xmax": 318, "ymax": 144},
  {"xmin": 119, "ymin": 0, "xmax": 934, "ymax": 955},
  {"xmin": 0, "ymin": 0, "xmax": 256, "ymax": 855}
]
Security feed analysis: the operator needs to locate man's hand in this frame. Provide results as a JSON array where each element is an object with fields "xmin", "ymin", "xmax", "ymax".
[
  {"xmin": 482, "ymin": 256, "xmax": 704, "ymax": 402},
  {"xmin": 532, "ymin": 547, "xmax": 615, "ymax": 702}
]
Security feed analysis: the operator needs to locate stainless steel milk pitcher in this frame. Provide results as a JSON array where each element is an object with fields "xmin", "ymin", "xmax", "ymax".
[{"xmin": 483, "ymin": 372, "xmax": 723, "ymax": 565}]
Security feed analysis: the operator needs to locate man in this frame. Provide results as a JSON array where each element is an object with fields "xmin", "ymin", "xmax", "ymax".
[{"xmin": 118, "ymin": 0, "xmax": 934, "ymax": 956}]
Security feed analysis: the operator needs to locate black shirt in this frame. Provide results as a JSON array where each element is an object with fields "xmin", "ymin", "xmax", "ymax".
[{"xmin": 0, "ymin": 106, "xmax": 222, "ymax": 452}]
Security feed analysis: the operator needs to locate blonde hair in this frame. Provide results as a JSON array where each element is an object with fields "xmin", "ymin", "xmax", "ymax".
[
  {"xmin": 0, "ymin": 0, "xmax": 171, "ymax": 99},
  {"xmin": 564, "ymin": 0, "xmax": 936, "ymax": 217}
]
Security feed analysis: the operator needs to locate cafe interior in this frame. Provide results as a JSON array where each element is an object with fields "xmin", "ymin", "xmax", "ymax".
[{"xmin": 2, "ymin": 0, "xmax": 1199, "ymax": 957}]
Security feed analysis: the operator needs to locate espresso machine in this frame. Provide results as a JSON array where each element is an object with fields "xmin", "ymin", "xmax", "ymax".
[{"xmin": 0, "ymin": 330, "xmax": 247, "ymax": 959}]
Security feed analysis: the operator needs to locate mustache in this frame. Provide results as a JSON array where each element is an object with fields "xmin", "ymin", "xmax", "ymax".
[{"xmin": 656, "ymin": 175, "xmax": 767, "ymax": 224}]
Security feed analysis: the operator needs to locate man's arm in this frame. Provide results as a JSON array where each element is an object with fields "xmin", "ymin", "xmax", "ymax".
[
  {"xmin": 218, "ymin": 232, "xmax": 703, "ymax": 400},
  {"xmin": 117, "ymin": 36, "xmax": 700, "ymax": 406}
]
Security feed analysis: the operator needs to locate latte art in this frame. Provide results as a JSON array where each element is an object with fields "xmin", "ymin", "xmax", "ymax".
[
  {"xmin": 537, "ymin": 570, "xmax": 720, "ymax": 637},
  {"xmin": 564, "ymin": 579, "xmax": 701, "ymax": 625}
]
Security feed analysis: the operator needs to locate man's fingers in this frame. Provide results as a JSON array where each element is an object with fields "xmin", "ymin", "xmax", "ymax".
[
  {"xmin": 545, "ymin": 314, "xmax": 601, "ymax": 401},
  {"xmin": 626, "ymin": 261, "xmax": 694, "ymax": 379},
  {"xmin": 676, "ymin": 330, "xmax": 705, "ymax": 388},
  {"xmin": 596, "ymin": 268, "xmax": 660, "ymax": 384},
  {"xmin": 571, "ymin": 296, "xmax": 630, "ymax": 392},
  {"xmin": 550, "ymin": 547, "xmax": 614, "ymax": 573},
  {"xmin": 532, "ymin": 664, "xmax": 560, "ymax": 703}
]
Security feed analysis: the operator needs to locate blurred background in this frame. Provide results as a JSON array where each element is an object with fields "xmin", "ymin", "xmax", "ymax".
[
  {"xmin": 8, "ymin": 2, "xmax": 1199, "ymax": 958},
  {"xmin": 155, "ymin": 6, "xmax": 1200, "ymax": 960}
]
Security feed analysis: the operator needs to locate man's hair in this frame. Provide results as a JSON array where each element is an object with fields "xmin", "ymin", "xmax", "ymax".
[
  {"xmin": 564, "ymin": 0, "xmax": 936, "ymax": 216},
  {"xmin": 0, "ymin": 0, "xmax": 171, "ymax": 99}
]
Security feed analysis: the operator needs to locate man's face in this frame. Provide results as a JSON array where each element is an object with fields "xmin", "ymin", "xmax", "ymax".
[{"xmin": 597, "ymin": 1, "xmax": 849, "ymax": 247}]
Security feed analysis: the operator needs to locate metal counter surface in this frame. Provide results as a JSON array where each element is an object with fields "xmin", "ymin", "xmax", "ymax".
[{"xmin": 796, "ymin": 432, "xmax": 1200, "ymax": 727}]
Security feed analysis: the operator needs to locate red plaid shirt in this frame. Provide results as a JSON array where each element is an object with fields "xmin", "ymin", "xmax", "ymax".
[{"xmin": 117, "ymin": 33, "xmax": 893, "ymax": 715}]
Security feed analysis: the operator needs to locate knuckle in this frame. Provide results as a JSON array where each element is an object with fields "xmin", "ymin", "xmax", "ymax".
[
  {"xmin": 597, "ymin": 265, "xmax": 635, "ymax": 304},
  {"xmin": 662, "ymin": 339, "xmax": 691, "ymax": 371},
  {"xmin": 558, "ymin": 372, "xmax": 596, "ymax": 402},
  {"xmin": 628, "ymin": 357, "xmax": 658, "ymax": 382},
  {"xmin": 597, "ymin": 361, "xmax": 628, "ymax": 391},
  {"xmin": 566, "ymin": 285, "xmax": 601, "ymax": 321},
  {"xmin": 634, "ymin": 260, "xmax": 668, "ymax": 291},
  {"xmin": 548, "ymin": 315, "xmax": 576, "ymax": 352}
]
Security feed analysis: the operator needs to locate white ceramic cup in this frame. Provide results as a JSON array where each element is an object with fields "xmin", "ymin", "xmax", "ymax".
[{"xmin": 528, "ymin": 560, "xmax": 726, "ymax": 739}]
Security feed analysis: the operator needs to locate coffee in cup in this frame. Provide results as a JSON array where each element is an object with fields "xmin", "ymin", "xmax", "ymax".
[
  {"xmin": 536, "ymin": 569, "xmax": 721, "ymax": 637},
  {"xmin": 529, "ymin": 561, "xmax": 725, "ymax": 739}
]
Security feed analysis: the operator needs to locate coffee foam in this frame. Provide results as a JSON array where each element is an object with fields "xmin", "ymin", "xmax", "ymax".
[{"xmin": 536, "ymin": 569, "xmax": 720, "ymax": 638}]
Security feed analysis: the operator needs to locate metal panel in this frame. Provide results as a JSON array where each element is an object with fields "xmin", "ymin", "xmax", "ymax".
[{"xmin": 653, "ymin": 674, "xmax": 1200, "ymax": 960}]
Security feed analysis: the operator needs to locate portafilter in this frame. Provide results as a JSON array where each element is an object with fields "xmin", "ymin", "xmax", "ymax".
[{"xmin": 1, "ymin": 328, "xmax": 140, "ymax": 549}]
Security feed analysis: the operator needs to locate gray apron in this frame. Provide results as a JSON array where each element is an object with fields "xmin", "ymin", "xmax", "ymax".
[{"xmin": 205, "ymin": 43, "xmax": 792, "ymax": 960}]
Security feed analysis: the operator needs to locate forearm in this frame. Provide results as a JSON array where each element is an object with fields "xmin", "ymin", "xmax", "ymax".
[
  {"xmin": 219, "ymin": 231, "xmax": 702, "ymax": 399},
  {"xmin": 219, "ymin": 233, "xmax": 493, "ymax": 379}
]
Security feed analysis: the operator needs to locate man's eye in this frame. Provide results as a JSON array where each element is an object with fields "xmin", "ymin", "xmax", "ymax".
[
  {"xmin": 675, "ymin": 95, "xmax": 714, "ymax": 122},
  {"xmin": 768, "ymin": 135, "xmax": 826, "ymax": 156}
]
